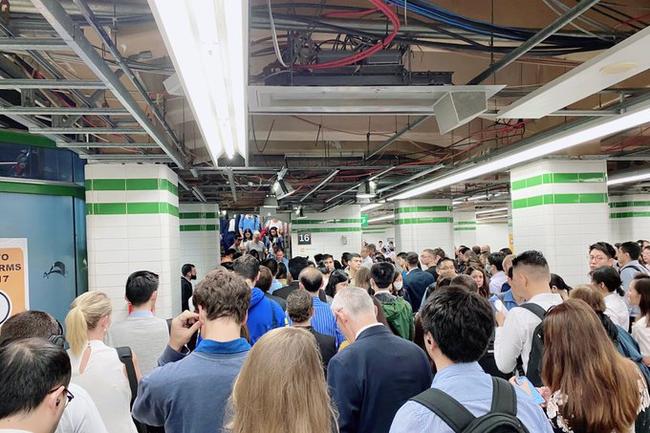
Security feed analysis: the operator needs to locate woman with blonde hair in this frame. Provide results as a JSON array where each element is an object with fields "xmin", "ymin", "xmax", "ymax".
[
  {"xmin": 542, "ymin": 299, "xmax": 649, "ymax": 433},
  {"xmin": 228, "ymin": 327, "xmax": 336, "ymax": 433},
  {"xmin": 65, "ymin": 291, "xmax": 138, "ymax": 433}
]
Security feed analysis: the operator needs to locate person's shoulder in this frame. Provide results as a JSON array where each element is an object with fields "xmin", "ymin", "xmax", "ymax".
[{"xmin": 312, "ymin": 328, "xmax": 336, "ymax": 344}]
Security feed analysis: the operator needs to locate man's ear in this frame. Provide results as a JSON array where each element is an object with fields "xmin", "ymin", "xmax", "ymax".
[
  {"xmin": 424, "ymin": 331, "xmax": 438, "ymax": 352},
  {"xmin": 46, "ymin": 385, "xmax": 64, "ymax": 411}
]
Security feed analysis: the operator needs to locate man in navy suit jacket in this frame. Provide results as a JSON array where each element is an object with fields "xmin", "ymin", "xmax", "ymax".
[
  {"xmin": 328, "ymin": 287, "xmax": 433, "ymax": 433},
  {"xmin": 403, "ymin": 252, "xmax": 435, "ymax": 311}
]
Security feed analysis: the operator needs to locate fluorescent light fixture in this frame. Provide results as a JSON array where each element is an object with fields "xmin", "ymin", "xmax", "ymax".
[
  {"xmin": 476, "ymin": 207, "xmax": 508, "ymax": 215},
  {"xmin": 148, "ymin": 0, "xmax": 248, "ymax": 162},
  {"xmin": 499, "ymin": 26, "xmax": 650, "ymax": 119},
  {"xmin": 360, "ymin": 201, "xmax": 386, "ymax": 212},
  {"xmin": 273, "ymin": 179, "xmax": 295, "ymax": 200},
  {"xmin": 327, "ymin": 167, "xmax": 394, "ymax": 203},
  {"xmin": 191, "ymin": 186, "xmax": 206, "ymax": 203},
  {"xmin": 608, "ymin": 168, "xmax": 650, "ymax": 186},
  {"xmin": 389, "ymin": 99, "xmax": 650, "ymax": 201},
  {"xmin": 477, "ymin": 213, "xmax": 508, "ymax": 221},
  {"xmin": 368, "ymin": 214, "xmax": 394, "ymax": 223},
  {"xmin": 357, "ymin": 180, "xmax": 377, "ymax": 199},
  {"xmin": 300, "ymin": 169, "xmax": 340, "ymax": 203},
  {"xmin": 263, "ymin": 195, "xmax": 279, "ymax": 208}
]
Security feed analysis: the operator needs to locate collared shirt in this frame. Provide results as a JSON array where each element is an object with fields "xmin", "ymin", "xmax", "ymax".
[
  {"xmin": 494, "ymin": 292, "xmax": 563, "ymax": 374},
  {"xmin": 354, "ymin": 323, "xmax": 384, "ymax": 341},
  {"xmin": 128, "ymin": 310, "xmax": 154, "ymax": 318},
  {"xmin": 389, "ymin": 362, "xmax": 553, "ymax": 433},
  {"xmin": 604, "ymin": 292, "xmax": 630, "ymax": 330},
  {"xmin": 312, "ymin": 296, "xmax": 344, "ymax": 345},
  {"xmin": 621, "ymin": 260, "xmax": 648, "ymax": 315},
  {"xmin": 489, "ymin": 271, "xmax": 508, "ymax": 294},
  {"xmin": 194, "ymin": 338, "xmax": 251, "ymax": 355},
  {"xmin": 489, "ymin": 290, "xmax": 518, "ymax": 311},
  {"xmin": 269, "ymin": 279, "xmax": 283, "ymax": 294}
]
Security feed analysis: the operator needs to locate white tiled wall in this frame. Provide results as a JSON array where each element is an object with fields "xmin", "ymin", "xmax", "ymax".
[
  {"xmin": 290, "ymin": 205, "xmax": 362, "ymax": 260},
  {"xmin": 86, "ymin": 164, "xmax": 179, "ymax": 320},
  {"xmin": 362, "ymin": 225, "xmax": 395, "ymax": 246},
  {"xmin": 394, "ymin": 199, "xmax": 453, "ymax": 254},
  {"xmin": 476, "ymin": 223, "xmax": 509, "ymax": 251},
  {"xmin": 609, "ymin": 194, "xmax": 650, "ymax": 243},
  {"xmin": 453, "ymin": 209, "xmax": 477, "ymax": 247},
  {"xmin": 179, "ymin": 203, "xmax": 220, "ymax": 281}
]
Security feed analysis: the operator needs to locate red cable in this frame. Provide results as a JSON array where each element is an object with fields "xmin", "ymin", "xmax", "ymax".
[
  {"xmin": 294, "ymin": 0, "xmax": 400, "ymax": 70},
  {"xmin": 322, "ymin": 8, "xmax": 380, "ymax": 19}
]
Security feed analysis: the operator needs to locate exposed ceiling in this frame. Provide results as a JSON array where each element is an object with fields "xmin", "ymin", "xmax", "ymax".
[{"xmin": 1, "ymin": 0, "xmax": 650, "ymax": 219}]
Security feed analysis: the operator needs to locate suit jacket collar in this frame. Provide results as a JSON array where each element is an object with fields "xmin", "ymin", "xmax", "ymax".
[{"xmin": 356, "ymin": 324, "xmax": 389, "ymax": 341}]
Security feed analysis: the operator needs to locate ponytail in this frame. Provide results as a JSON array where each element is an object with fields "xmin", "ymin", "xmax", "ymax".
[
  {"xmin": 615, "ymin": 286, "xmax": 625, "ymax": 297},
  {"xmin": 65, "ymin": 305, "xmax": 88, "ymax": 356}
]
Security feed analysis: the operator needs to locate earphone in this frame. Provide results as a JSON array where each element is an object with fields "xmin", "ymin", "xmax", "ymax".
[{"xmin": 48, "ymin": 319, "xmax": 68, "ymax": 349}]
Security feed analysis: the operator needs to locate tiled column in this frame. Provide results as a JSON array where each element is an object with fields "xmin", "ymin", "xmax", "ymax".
[
  {"xmin": 291, "ymin": 205, "xmax": 362, "ymax": 260},
  {"xmin": 510, "ymin": 160, "xmax": 608, "ymax": 286},
  {"xmin": 453, "ymin": 208, "xmax": 477, "ymax": 248},
  {"xmin": 394, "ymin": 199, "xmax": 453, "ymax": 254},
  {"xmin": 179, "ymin": 203, "xmax": 220, "ymax": 280},
  {"xmin": 609, "ymin": 194, "xmax": 650, "ymax": 243},
  {"xmin": 86, "ymin": 164, "xmax": 180, "ymax": 320}
]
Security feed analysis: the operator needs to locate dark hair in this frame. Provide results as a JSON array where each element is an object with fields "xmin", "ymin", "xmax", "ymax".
[
  {"xmin": 451, "ymin": 274, "xmax": 478, "ymax": 293},
  {"xmin": 260, "ymin": 258, "xmax": 278, "ymax": 276},
  {"xmin": 591, "ymin": 266, "xmax": 624, "ymax": 297},
  {"xmin": 125, "ymin": 270, "xmax": 159, "ymax": 306},
  {"xmin": 499, "ymin": 247, "xmax": 513, "ymax": 255},
  {"xmin": 466, "ymin": 267, "xmax": 490, "ymax": 298},
  {"xmin": 433, "ymin": 248, "xmax": 446, "ymax": 259},
  {"xmin": 348, "ymin": 252, "xmax": 361, "ymax": 260},
  {"xmin": 0, "ymin": 311, "xmax": 60, "ymax": 347},
  {"xmin": 397, "ymin": 252, "xmax": 408, "ymax": 260},
  {"xmin": 458, "ymin": 246, "xmax": 469, "ymax": 255},
  {"xmin": 325, "ymin": 270, "xmax": 349, "ymax": 298},
  {"xmin": 512, "ymin": 250, "xmax": 549, "ymax": 273},
  {"xmin": 274, "ymin": 246, "xmax": 285, "ymax": 254},
  {"xmin": 233, "ymin": 255, "xmax": 260, "ymax": 281},
  {"xmin": 299, "ymin": 268, "xmax": 323, "ymax": 293},
  {"xmin": 0, "ymin": 338, "xmax": 71, "ymax": 419},
  {"xmin": 620, "ymin": 241, "xmax": 641, "ymax": 261},
  {"xmin": 286, "ymin": 289, "xmax": 313, "ymax": 323},
  {"xmin": 288, "ymin": 256, "xmax": 310, "ymax": 280},
  {"xmin": 243, "ymin": 229, "xmax": 253, "ymax": 240},
  {"xmin": 334, "ymin": 260, "xmax": 343, "ymax": 270},
  {"xmin": 406, "ymin": 252, "xmax": 420, "ymax": 266},
  {"xmin": 193, "ymin": 269, "xmax": 250, "ymax": 323},
  {"xmin": 182, "ymin": 263, "xmax": 195, "ymax": 276},
  {"xmin": 257, "ymin": 266, "xmax": 274, "ymax": 293},
  {"xmin": 322, "ymin": 254, "xmax": 333, "ymax": 262},
  {"xmin": 437, "ymin": 257, "xmax": 455, "ymax": 269},
  {"xmin": 313, "ymin": 254, "xmax": 324, "ymax": 264},
  {"xmin": 341, "ymin": 252, "xmax": 352, "ymax": 265},
  {"xmin": 589, "ymin": 242, "xmax": 617, "ymax": 259},
  {"xmin": 550, "ymin": 273, "xmax": 572, "ymax": 293},
  {"xmin": 437, "ymin": 277, "xmax": 452, "ymax": 289},
  {"xmin": 421, "ymin": 287, "xmax": 494, "ymax": 362},
  {"xmin": 224, "ymin": 248, "xmax": 237, "ymax": 258},
  {"xmin": 487, "ymin": 253, "xmax": 505, "ymax": 271},
  {"xmin": 633, "ymin": 274, "xmax": 650, "ymax": 324},
  {"xmin": 249, "ymin": 250, "xmax": 260, "ymax": 260},
  {"xmin": 472, "ymin": 246, "xmax": 481, "ymax": 255},
  {"xmin": 276, "ymin": 262, "xmax": 288, "ymax": 280},
  {"xmin": 370, "ymin": 262, "xmax": 396, "ymax": 290}
]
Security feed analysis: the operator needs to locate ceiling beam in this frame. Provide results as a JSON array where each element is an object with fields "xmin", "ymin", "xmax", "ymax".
[
  {"xmin": 0, "ymin": 106, "xmax": 129, "ymax": 115},
  {"xmin": 29, "ymin": 127, "xmax": 147, "ymax": 135},
  {"xmin": 0, "ymin": 38, "xmax": 71, "ymax": 51},
  {"xmin": 0, "ymin": 79, "xmax": 107, "ymax": 89},
  {"xmin": 57, "ymin": 142, "xmax": 159, "ymax": 149}
]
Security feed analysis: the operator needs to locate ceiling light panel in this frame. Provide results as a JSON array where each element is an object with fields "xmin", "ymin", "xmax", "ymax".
[
  {"xmin": 148, "ymin": 0, "xmax": 248, "ymax": 162},
  {"xmin": 499, "ymin": 26, "xmax": 650, "ymax": 119}
]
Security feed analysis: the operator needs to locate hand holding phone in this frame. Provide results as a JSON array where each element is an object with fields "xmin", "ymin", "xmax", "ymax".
[{"xmin": 514, "ymin": 376, "xmax": 546, "ymax": 406}]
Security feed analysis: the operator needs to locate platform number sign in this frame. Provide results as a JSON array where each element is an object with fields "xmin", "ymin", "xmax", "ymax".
[{"xmin": 298, "ymin": 232, "xmax": 312, "ymax": 245}]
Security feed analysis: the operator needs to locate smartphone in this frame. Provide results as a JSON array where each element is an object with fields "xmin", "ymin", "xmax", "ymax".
[
  {"xmin": 494, "ymin": 299, "xmax": 507, "ymax": 313},
  {"xmin": 515, "ymin": 376, "xmax": 546, "ymax": 405}
]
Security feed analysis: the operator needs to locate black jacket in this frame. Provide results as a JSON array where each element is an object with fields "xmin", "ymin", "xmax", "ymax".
[
  {"xmin": 403, "ymin": 268, "xmax": 435, "ymax": 311},
  {"xmin": 181, "ymin": 277, "xmax": 193, "ymax": 312},
  {"xmin": 327, "ymin": 325, "xmax": 433, "ymax": 433},
  {"xmin": 275, "ymin": 282, "xmax": 327, "ymax": 302},
  {"xmin": 304, "ymin": 326, "xmax": 336, "ymax": 376}
]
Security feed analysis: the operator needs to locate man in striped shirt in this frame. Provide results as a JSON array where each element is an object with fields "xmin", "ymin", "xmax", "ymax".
[{"xmin": 299, "ymin": 267, "xmax": 345, "ymax": 345}]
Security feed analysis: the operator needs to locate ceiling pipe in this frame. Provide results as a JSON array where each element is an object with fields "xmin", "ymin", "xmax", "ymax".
[{"xmin": 365, "ymin": 116, "xmax": 429, "ymax": 160}]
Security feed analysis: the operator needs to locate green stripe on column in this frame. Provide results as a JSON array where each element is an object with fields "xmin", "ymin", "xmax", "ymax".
[
  {"xmin": 609, "ymin": 201, "xmax": 650, "ymax": 208},
  {"xmin": 180, "ymin": 224, "xmax": 218, "ymax": 231},
  {"xmin": 610, "ymin": 211, "xmax": 650, "ymax": 219},
  {"xmin": 511, "ymin": 172, "xmax": 606, "ymax": 190},
  {"xmin": 293, "ymin": 218, "xmax": 361, "ymax": 225},
  {"xmin": 296, "ymin": 227, "xmax": 361, "ymax": 233},
  {"xmin": 0, "ymin": 180, "xmax": 84, "ymax": 199},
  {"xmin": 87, "ymin": 201, "xmax": 179, "ymax": 216},
  {"xmin": 513, "ymin": 193, "xmax": 607, "ymax": 209},
  {"xmin": 179, "ymin": 212, "xmax": 217, "ymax": 219},
  {"xmin": 87, "ymin": 178, "xmax": 178, "ymax": 196},
  {"xmin": 454, "ymin": 227, "xmax": 477, "ymax": 231},
  {"xmin": 395, "ymin": 206, "xmax": 452, "ymax": 213},
  {"xmin": 454, "ymin": 221, "xmax": 476, "ymax": 225},
  {"xmin": 395, "ymin": 217, "xmax": 453, "ymax": 225}
]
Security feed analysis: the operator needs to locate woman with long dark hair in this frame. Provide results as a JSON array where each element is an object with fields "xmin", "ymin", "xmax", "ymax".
[
  {"xmin": 630, "ymin": 274, "xmax": 650, "ymax": 360},
  {"xmin": 591, "ymin": 266, "xmax": 629, "ymax": 330},
  {"xmin": 466, "ymin": 266, "xmax": 490, "ymax": 299}
]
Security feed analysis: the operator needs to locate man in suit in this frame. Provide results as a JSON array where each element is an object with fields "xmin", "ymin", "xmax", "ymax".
[
  {"xmin": 328, "ymin": 287, "xmax": 433, "ymax": 433},
  {"xmin": 181, "ymin": 263, "xmax": 196, "ymax": 312},
  {"xmin": 274, "ymin": 256, "xmax": 310, "ymax": 300},
  {"xmin": 287, "ymin": 288, "xmax": 336, "ymax": 375},
  {"xmin": 403, "ymin": 252, "xmax": 434, "ymax": 311}
]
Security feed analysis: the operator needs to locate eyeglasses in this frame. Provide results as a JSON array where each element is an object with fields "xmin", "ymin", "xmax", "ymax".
[{"xmin": 48, "ymin": 386, "xmax": 74, "ymax": 408}]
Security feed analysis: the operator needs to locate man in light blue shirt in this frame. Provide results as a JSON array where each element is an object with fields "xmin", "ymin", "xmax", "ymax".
[{"xmin": 390, "ymin": 287, "xmax": 553, "ymax": 433}]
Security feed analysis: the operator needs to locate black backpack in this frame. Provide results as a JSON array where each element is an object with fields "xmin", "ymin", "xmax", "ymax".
[
  {"xmin": 517, "ymin": 303, "xmax": 546, "ymax": 387},
  {"xmin": 410, "ymin": 377, "xmax": 530, "ymax": 433}
]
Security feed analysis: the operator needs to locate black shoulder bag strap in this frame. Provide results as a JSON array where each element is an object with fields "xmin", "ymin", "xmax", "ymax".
[
  {"xmin": 116, "ymin": 346, "xmax": 138, "ymax": 407},
  {"xmin": 410, "ymin": 388, "xmax": 476, "ymax": 433},
  {"xmin": 518, "ymin": 303, "xmax": 546, "ymax": 321},
  {"xmin": 491, "ymin": 377, "xmax": 517, "ymax": 416}
]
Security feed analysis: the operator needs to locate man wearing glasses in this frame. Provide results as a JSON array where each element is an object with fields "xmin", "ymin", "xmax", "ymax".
[
  {"xmin": 0, "ymin": 337, "xmax": 72, "ymax": 433},
  {"xmin": 0, "ymin": 311, "xmax": 108, "ymax": 433}
]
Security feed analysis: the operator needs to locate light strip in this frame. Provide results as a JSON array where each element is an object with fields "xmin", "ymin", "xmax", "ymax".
[
  {"xmin": 300, "ymin": 169, "xmax": 340, "ymax": 202},
  {"xmin": 607, "ymin": 168, "xmax": 650, "ymax": 186},
  {"xmin": 148, "ymin": 0, "xmax": 248, "ymax": 162},
  {"xmin": 476, "ymin": 207, "xmax": 509, "ymax": 215},
  {"xmin": 389, "ymin": 101, "xmax": 650, "ymax": 201},
  {"xmin": 326, "ymin": 166, "xmax": 395, "ymax": 203},
  {"xmin": 368, "ymin": 214, "xmax": 394, "ymax": 223},
  {"xmin": 377, "ymin": 165, "xmax": 443, "ymax": 194},
  {"xmin": 477, "ymin": 213, "xmax": 508, "ymax": 221}
]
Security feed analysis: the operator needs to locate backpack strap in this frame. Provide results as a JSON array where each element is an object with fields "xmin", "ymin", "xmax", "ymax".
[
  {"xmin": 410, "ymin": 388, "xmax": 476, "ymax": 433},
  {"xmin": 116, "ymin": 346, "xmax": 138, "ymax": 407},
  {"xmin": 490, "ymin": 377, "xmax": 517, "ymax": 416},
  {"xmin": 518, "ymin": 303, "xmax": 546, "ymax": 321}
]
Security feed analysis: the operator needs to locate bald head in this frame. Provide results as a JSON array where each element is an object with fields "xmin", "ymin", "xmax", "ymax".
[{"xmin": 299, "ymin": 267, "xmax": 323, "ymax": 293}]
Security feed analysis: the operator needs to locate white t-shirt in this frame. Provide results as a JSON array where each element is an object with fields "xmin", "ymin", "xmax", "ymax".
[
  {"xmin": 56, "ymin": 383, "xmax": 108, "ymax": 433},
  {"xmin": 604, "ymin": 293, "xmax": 630, "ymax": 331},
  {"xmin": 632, "ymin": 316, "xmax": 650, "ymax": 357}
]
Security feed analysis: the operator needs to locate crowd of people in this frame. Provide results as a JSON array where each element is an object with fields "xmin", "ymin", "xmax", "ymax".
[{"xmin": 3, "ymin": 239, "xmax": 650, "ymax": 433}]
